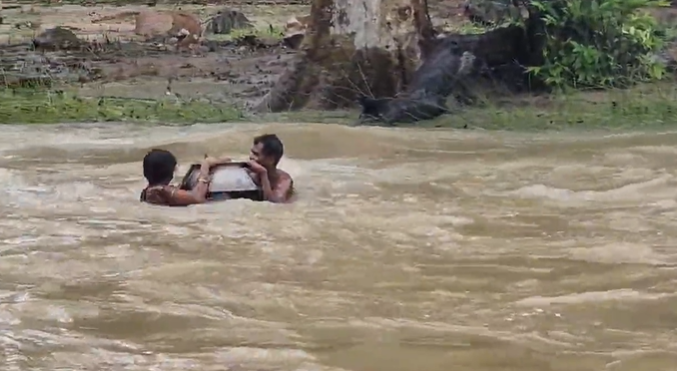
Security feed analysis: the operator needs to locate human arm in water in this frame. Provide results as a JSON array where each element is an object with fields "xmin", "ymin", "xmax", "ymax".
[
  {"xmin": 165, "ymin": 156, "xmax": 232, "ymax": 206},
  {"xmin": 247, "ymin": 161, "xmax": 293, "ymax": 203}
]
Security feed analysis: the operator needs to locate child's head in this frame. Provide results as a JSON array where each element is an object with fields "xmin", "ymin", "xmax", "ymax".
[{"xmin": 143, "ymin": 149, "xmax": 177, "ymax": 186}]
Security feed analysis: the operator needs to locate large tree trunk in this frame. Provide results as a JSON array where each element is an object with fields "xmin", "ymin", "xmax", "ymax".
[
  {"xmin": 254, "ymin": 0, "xmax": 435, "ymax": 112},
  {"xmin": 255, "ymin": 0, "xmax": 549, "ymax": 124}
]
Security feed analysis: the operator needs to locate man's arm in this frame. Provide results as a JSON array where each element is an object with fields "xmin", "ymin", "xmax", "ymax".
[
  {"xmin": 272, "ymin": 175, "xmax": 293, "ymax": 203},
  {"xmin": 206, "ymin": 156, "xmax": 232, "ymax": 166},
  {"xmin": 259, "ymin": 172, "xmax": 293, "ymax": 203}
]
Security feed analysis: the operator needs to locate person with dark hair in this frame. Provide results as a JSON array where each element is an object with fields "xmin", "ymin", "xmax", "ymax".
[
  {"xmin": 246, "ymin": 133, "xmax": 294, "ymax": 203},
  {"xmin": 140, "ymin": 149, "xmax": 229, "ymax": 206}
]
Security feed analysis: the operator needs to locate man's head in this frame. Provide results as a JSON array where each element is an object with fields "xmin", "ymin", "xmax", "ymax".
[
  {"xmin": 143, "ymin": 149, "xmax": 178, "ymax": 186},
  {"xmin": 250, "ymin": 134, "xmax": 284, "ymax": 168}
]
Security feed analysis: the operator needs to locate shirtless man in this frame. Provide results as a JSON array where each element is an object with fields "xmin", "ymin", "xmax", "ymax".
[{"xmin": 246, "ymin": 134, "xmax": 294, "ymax": 203}]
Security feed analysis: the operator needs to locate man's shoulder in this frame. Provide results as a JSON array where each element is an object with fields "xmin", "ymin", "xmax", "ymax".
[{"xmin": 277, "ymin": 169, "xmax": 293, "ymax": 182}]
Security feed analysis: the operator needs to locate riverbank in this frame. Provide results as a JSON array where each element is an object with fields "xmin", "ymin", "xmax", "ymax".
[
  {"xmin": 428, "ymin": 82, "xmax": 677, "ymax": 131},
  {"xmin": 0, "ymin": 90, "xmax": 244, "ymax": 124},
  {"xmin": 2, "ymin": 83, "xmax": 676, "ymax": 131},
  {"xmin": 1, "ymin": 1, "xmax": 675, "ymax": 130}
]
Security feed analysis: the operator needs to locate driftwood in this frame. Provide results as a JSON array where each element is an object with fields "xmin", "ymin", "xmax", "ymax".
[
  {"xmin": 438, "ymin": 25, "xmax": 531, "ymax": 69},
  {"xmin": 355, "ymin": 23, "xmax": 539, "ymax": 125},
  {"xmin": 357, "ymin": 46, "xmax": 477, "ymax": 124}
]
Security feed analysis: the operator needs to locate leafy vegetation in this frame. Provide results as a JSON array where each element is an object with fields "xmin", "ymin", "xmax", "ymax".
[{"xmin": 527, "ymin": 0, "xmax": 672, "ymax": 89}]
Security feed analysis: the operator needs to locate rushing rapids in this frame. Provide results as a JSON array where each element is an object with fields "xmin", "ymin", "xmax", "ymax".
[{"xmin": 0, "ymin": 123, "xmax": 676, "ymax": 371}]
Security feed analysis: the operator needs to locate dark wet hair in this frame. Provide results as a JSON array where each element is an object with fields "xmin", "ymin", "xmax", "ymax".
[
  {"xmin": 143, "ymin": 149, "xmax": 177, "ymax": 186},
  {"xmin": 254, "ymin": 133, "xmax": 284, "ymax": 165}
]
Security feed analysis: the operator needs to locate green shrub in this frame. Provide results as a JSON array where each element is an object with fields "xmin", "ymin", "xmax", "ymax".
[{"xmin": 527, "ymin": 0, "xmax": 670, "ymax": 89}]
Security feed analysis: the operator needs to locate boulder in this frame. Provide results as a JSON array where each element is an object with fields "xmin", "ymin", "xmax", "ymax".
[
  {"xmin": 282, "ymin": 15, "xmax": 310, "ymax": 50},
  {"xmin": 33, "ymin": 27, "xmax": 84, "ymax": 51},
  {"xmin": 206, "ymin": 8, "xmax": 253, "ymax": 35}
]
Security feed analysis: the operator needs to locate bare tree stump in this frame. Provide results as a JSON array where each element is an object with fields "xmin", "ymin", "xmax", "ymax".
[{"xmin": 255, "ymin": 0, "xmax": 436, "ymax": 112}]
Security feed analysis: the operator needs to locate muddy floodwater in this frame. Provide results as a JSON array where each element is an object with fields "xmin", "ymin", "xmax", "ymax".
[{"xmin": 0, "ymin": 123, "xmax": 676, "ymax": 371}]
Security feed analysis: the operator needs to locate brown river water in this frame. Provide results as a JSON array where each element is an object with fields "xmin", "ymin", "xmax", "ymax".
[{"xmin": 0, "ymin": 123, "xmax": 676, "ymax": 371}]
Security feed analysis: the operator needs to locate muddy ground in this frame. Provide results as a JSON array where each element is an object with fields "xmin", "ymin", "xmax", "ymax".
[
  {"xmin": 0, "ymin": 0, "xmax": 468, "ymax": 108},
  {"xmin": 0, "ymin": 1, "xmax": 313, "ymax": 106}
]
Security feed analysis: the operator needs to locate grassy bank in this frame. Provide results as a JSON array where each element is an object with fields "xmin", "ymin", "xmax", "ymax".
[
  {"xmin": 421, "ymin": 83, "xmax": 677, "ymax": 131},
  {"xmin": 1, "ymin": 84, "xmax": 677, "ymax": 130},
  {"xmin": 0, "ymin": 90, "xmax": 244, "ymax": 124}
]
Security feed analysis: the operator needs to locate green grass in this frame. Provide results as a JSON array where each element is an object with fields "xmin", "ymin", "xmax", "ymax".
[
  {"xmin": 421, "ymin": 83, "xmax": 677, "ymax": 131},
  {"xmin": 205, "ymin": 25, "xmax": 286, "ymax": 42},
  {"xmin": 2, "ymin": 83, "xmax": 677, "ymax": 131},
  {"xmin": 0, "ymin": 90, "xmax": 244, "ymax": 124}
]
